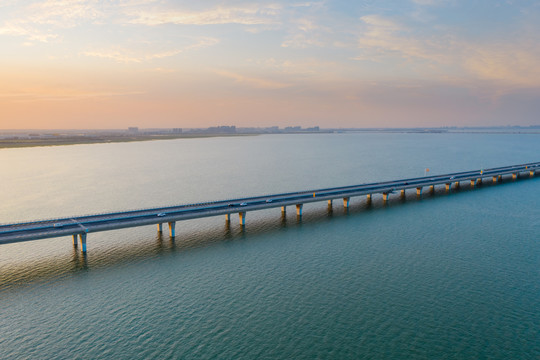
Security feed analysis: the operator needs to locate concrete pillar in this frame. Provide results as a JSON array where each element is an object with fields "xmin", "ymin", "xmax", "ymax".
[
  {"xmin": 429, "ymin": 185, "xmax": 434, "ymax": 193},
  {"xmin": 454, "ymin": 181, "xmax": 460, "ymax": 188},
  {"xmin": 72, "ymin": 234, "xmax": 78, "ymax": 247},
  {"xmin": 477, "ymin": 178, "xmax": 482, "ymax": 185},
  {"xmin": 343, "ymin": 197, "xmax": 350, "ymax": 208},
  {"xmin": 531, "ymin": 170, "xmax": 535, "ymax": 177},
  {"xmin": 512, "ymin": 173, "xmax": 517, "ymax": 180},
  {"xmin": 470, "ymin": 179, "xmax": 475, "ymax": 187},
  {"xmin": 168, "ymin": 222, "xmax": 176, "ymax": 237},
  {"xmin": 492, "ymin": 176, "xmax": 497, "ymax": 184},
  {"xmin": 225, "ymin": 213, "xmax": 231, "ymax": 222},
  {"xmin": 239, "ymin": 212, "xmax": 246, "ymax": 226},
  {"xmin": 281, "ymin": 206, "xmax": 286, "ymax": 214},
  {"xmin": 79, "ymin": 233, "xmax": 87, "ymax": 253},
  {"xmin": 157, "ymin": 223, "xmax": 163, "ymax": 233},
  {"xmin": 400, "ymin": 189, "xmax": 405, "ymax": 197},
  {"xmin": 416, "ymin": 187, "xmax": 422, "ymax": 196},
  {"xmin": 382, "ymin": 193, "xmax": 389, "ymax": 202},
  {"xmin": 366, "ymin": 194, "xmax": 372, "ymax": 204},
  {"xmin": 327, "ymin": 199, "xmax": 332, "ymax": 206},
  {"xmin": 445, "ymin": 183, "xmax": 450, "ymax": 191},
  {"xmin": 296, "ymin": 204, "xmax": 303, "ymax": 216},
  {"xmin": 498, "ymin": 175, "xmax": 502, "ymax": 182}
]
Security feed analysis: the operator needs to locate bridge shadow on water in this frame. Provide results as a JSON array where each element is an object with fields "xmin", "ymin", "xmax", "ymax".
[{"xmin": 1, "ymin": 175, "xmax": 535, "ymax": 292}]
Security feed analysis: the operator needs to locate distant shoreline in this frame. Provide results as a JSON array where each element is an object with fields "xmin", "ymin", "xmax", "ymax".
[{"xmin": 0, "ymin": 134, "xmax": 255, "ymax": 149}]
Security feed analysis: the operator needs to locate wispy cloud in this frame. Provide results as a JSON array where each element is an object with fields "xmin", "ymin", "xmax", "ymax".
[
  {"xmin": 0, "ymin": 88, "xmax": 145, "ymax": 102},
  {"xmin": 82, "ymin": 37, "xmax": 219, "ymax": 63},
  {"xmin": 127, "ymin": 5, "xmax": 281, "ymax": 26},
  {"xmin": 214, "ymin": 69, "xmax": 291, "ymax": 89}
]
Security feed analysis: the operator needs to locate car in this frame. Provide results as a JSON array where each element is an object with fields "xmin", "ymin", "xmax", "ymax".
[
  {"xmin": 266, "ymin": 199, "xmax": 272, "ymax": 203},
  {"xmin": 450, "ymin": 176, "xmax": 455, "ymax": 180},
  {"xmin": 53, "ymin": 223, "xmax": 63, "ymax": 228},
  {"xmin": 157, "ymin": 213, "xmax": 166, "ymax": 217},
  {"xmin": 240, "ymin": 202, "xmax": 247, "ymax": 206}
]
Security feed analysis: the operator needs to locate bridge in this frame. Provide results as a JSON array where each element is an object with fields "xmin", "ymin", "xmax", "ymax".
[{"xmin": 1, "ymin": 162, "xmax": 538, "ymax": 253}]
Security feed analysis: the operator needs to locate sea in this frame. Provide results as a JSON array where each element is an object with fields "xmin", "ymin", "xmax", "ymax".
[{"xmin": 0, "ymin": 132, "xmax": 539, "ymax": 359}]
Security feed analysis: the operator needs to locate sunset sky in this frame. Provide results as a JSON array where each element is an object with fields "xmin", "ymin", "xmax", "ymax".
[{"xmin": 1, "ymin": 0, "xmax": 540, "ymax": 129}]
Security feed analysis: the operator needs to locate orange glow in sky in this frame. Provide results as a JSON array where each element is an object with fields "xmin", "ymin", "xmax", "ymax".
[{"xmin": 1, "ymin": 1, "xmax": 540, "ymax": 129}]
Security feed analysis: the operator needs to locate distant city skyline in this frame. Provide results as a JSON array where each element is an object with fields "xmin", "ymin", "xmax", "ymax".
[{"xmin": 1, "ymin": 0, "xmax": 540, "ymax": 129}]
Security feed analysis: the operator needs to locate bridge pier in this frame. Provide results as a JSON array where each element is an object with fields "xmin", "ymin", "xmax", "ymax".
[
  {"xmin": 382, "ymin": 193, "xmax": 389, "ymax": 202},
  {"xmin": 343, "ymin": 197, "xmax": 350, "ymax": 208},
  {"xmin": 225, "ymin": 213, "xmax": 231, "ymax": 222},
  {"xmin": 400, "ymin": 189, "xmax": 405, "ymax": 197},
  {"xmin": 429, "ymin": 185, "xmax": 434, "ymax": 193},
  {"xmin": 296, "ymin": 204, "xmax": 303, "ymax": 216},
  {"xmin": 512, "ymin": 173, "xmax": 517, "ymax": 180},
  {"xmin": 470, "ymin": 179, "xmax": 476, "ymax": 187},
  {"xmin": 416, "ymin": 187, "xmax": 422, "ymax": 196},
  {"xmin": 168, "ymin": 222, "xmax": 176, "ymax": 237},
  {"xmin": 157, "ymin": 223, "xmax": 163, "ymax": 233},
  {"xmin": 327, "ymin": 199, "xmax": 332, "ymax": 206},
  {"xmin": 492, "ymin": 176, "xmax": 497, "ymax": 184},
  {"xmin": 281, "ymin": 206, "xmax": 286, "ymax": 214},
  {"xmin": 498, "ymin": 175, "xmax": 502, "ymax": 182},
  {"xmin": 445, "ymin": 183, "xmax": 450, "ymax": 192},
  {"xmin": 79, "ymin": 233, "xmax": 87, "ymax": 253},
  {"xmin": 239, "ymin": 212, "xmax": 246, "ymax": 226},
  {"xmin": 454, "ymin": 181, "xmax": 460, "ymax": 189},
  {"xmin": 366, "ymin": 194, "xmax": 372, "ymax": 204},
  {"xmin": 531, "ymin": 170, "xmax": 535, "ymax": 177}
]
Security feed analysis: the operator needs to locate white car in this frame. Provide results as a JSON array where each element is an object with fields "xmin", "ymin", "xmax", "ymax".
[{"xmin": 157, "ymin": 213, "xmax": 166, "ymax": 217}]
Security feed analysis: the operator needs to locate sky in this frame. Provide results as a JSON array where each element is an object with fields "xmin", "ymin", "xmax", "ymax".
[{"xmin": 1, "ymin": 0, "xmax": 540, "ymax": 129}]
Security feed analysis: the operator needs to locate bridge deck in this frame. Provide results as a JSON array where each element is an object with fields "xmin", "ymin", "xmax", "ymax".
[{"xmin": 1, "ymin": 162, "xmax": 538, "ymax": 251}]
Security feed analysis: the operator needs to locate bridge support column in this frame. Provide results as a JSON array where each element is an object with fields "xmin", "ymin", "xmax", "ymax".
[
  {"xmin": 72, "ymin": 234, "xmax": 78, "ymax": 247},
  {"xmin": 512, "ymin": 173, "xmax": 517, "ymax": 180},
  {"xmin": 416, "ymin": 187, "xmax": 422, "ymax": 196},
  {"xmin": 445, "ymin": 183, "xmax": 450, "ymax": 192},
  {"xmin": 477, "ymin": 178, "xmax": 482, "ymax": 185},
  {"xmin": 470, "ymin": 179, "xmax": 475, "ymax": 187},
  {"xmin": 168, "ymin": 222, "xmax": 176, "ymax": 237},
  {"xmin": 296, "ymin": 204, "xmax": 303, "ymax": 216},
  {"xmin": 157, "ymin": 223, "xmax": 163, "ymax": 233},
  {"xmin": 239, "ymin": 212, "xmax": 246, "ymax": 226},
  {"xmin": 343, "ymin": 197, "xmax": 350, "ymax": 208},
  {"xmin": 327, "ymin": 199, "xmax": 332, "ymax": 206},
  {"xmin": 531, "ymin": 170, "xmax": 535, "ymax": 177},
  {"xmin": 492, "ymin": 176, "xmax": 497, "ymax": 184},
  {"xmin": 281, "ymin": 206, "xmax": 286, "ymax": 214},
  {"xmin": 366, "ymin": 194, "xmax": 372, "ymax": 204},
  {"xmin": 382, "ymin": 193, "xmax": 389, "ymax": 202},
  {"xmin": 429, "ymin": 185, "xmax": 434, "ymax": 193},
  {"xmin": 400, "ymin": 189, "xmax": 405, "ymax": 197},
  {"xmin": 498, "ymin": 175, "xmax": 502, "ymax": 182},
  {"xmin": 225, "ymin": 213, "xmax": 231, "ymax": 222},
  {"xmin": 79, "ymin": 233, "xmax": 87, "ymax": 253},
  {"xmin": 454, "ymin": 181, "xmax": 460, "ymax": 189}
]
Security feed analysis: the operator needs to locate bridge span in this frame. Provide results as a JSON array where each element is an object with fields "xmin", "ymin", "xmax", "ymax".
[{"xmin": 1, "ymin": 162, "xmax": 538, "ymax": 252}]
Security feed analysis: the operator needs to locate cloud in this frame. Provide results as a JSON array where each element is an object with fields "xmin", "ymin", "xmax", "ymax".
[
  {"xmin": 0, "ymin": 88, "xmax": 145, "ymax": 102},
  {"xmin": 0, "ymin": 23, "xmax": 58, "ymax": 42},
  {"xmin": 82, "ymin": 37, "xmax": 219, "ymax": 63},
  {"xmin": 214, "ymin": 69, "xmax": 291, "ymax": 89},
  {"xmin": 128, "ymin": 5, "xmax": 281, "ymax": 26}
]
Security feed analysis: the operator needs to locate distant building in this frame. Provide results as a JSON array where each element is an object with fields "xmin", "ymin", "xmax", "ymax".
[
  {"xmin": 206, "ymin": 126, "xmax": 236, "ymax": 134},
  {"xmin": 172, "ymin": 128, "xmax": 183, "ymax": 134},
  {"xmin": 128, "ymin": 127, "xmax": 139, "ymax": 134}
]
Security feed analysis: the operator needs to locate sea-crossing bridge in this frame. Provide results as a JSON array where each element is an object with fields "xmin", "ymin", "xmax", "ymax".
[{"xmin": 1, "ymin": 162, "xmax": 538, "ymax": 253}]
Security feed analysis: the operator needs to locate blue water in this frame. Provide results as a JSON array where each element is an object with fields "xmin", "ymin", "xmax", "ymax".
[{"xmin": 0, "ymin": 133, "xmax": 539, "ymax": 359}]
